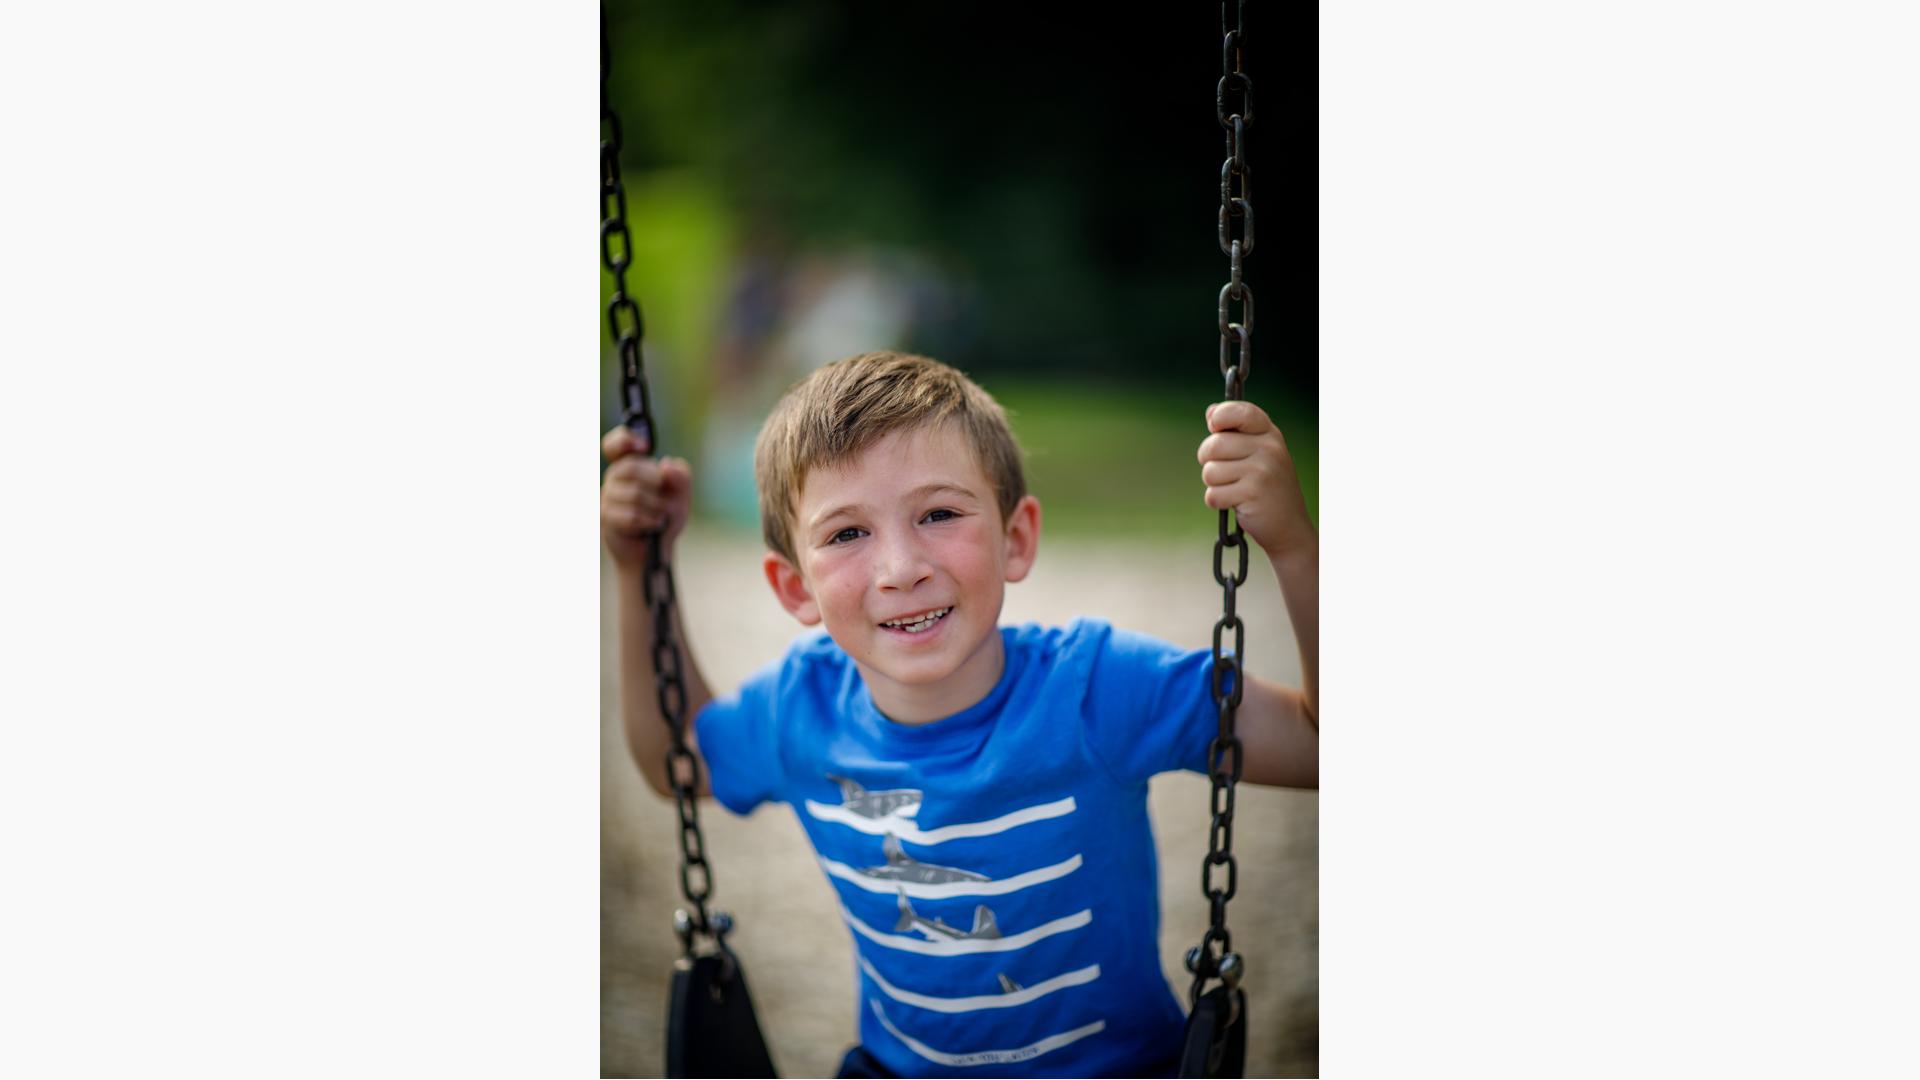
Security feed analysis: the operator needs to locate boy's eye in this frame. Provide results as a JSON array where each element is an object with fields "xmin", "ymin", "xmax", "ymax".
[
  {"xmin": 828, "ymin": 527, "xmax": 867, "ymax": 545},
  {"xmin": 923, "ymin": 508, "xmax": 958, "ymax": 524}
]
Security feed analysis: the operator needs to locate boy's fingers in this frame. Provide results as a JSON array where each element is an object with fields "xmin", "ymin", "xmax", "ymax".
[
  {"xmin": 602, "ymin": 471, "xmax": 661, "ymax": 506},
  {"xmin": 1201, "ymin": 458, "xmax": 1250, "ymax": 487},
  {"xmin": 633, "ymin": 457, "xmax": 676, "ymax": 490},
  {"xmin": 1197, "ymin": 431, "xmax": 1260, "ymax": 464},
  {"xmin": 1206, "ymin": 400, "xmax": 1272, "ymax": 436},
  {"xmin": 601, "ymin": 424, "xmax": 653, "ymax": 460},
  {"xmin": 659, "ymin": 461, "xmax": 697, "ymax": 509},
  {"xmin": 605, "ymin": 457, "xmax": 679, "ymax": 503},
  {"xmin": 603, "ymin": 456, "xmax": 651, "ymax": 488},
  {"xmin": 1203, "ymin": 477, "xmax": 1260, "ymax": 511},
  {"xmin": 604, "ymin": 484, "xmax": 666, "ymax": 523}
]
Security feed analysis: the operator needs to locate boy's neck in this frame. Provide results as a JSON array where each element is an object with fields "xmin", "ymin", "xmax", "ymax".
[{"xmin": 857, "ymin": 628, "xmax": 1007, "ymax": 725}]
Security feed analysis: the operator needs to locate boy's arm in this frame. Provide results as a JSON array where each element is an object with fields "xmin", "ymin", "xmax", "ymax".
[
  {"xmin": 1198, "ymin": 401, "xmax": 1319, "ymax": 790},
  {"xmin": 1237, "ymin": 538, "xmax": 1318, "ymax": 789},
  {"xmin": 604, "ymin": 426, "xmax": 714, "ymax": 800}
]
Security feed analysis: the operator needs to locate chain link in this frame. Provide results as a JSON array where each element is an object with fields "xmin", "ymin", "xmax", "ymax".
[
  {"xmin": 602, "ymin": 20, "xmax": 649, "ymax": 440},
  {"xmin": 604, "ymin": 14, "xmax": 717, "ymax": 954},
  {"xmin": 1188, "ymin": 0, "xmax": 1253, "ymax": 1011}
]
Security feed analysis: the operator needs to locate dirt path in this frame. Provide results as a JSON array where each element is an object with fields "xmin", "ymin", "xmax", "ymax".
[{"xmin": 602, "ymin": 527, "xmax": 1318, "ymax": 1077}]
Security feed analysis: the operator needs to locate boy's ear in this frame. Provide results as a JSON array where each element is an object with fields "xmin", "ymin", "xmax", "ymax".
[
  {"xmin": 1002, "ymin": 495, "xmax": 1042, "ymax": 583},
  {"xmin": 763, "ymin": 551, "xmax": 822, "ymax": 625}
]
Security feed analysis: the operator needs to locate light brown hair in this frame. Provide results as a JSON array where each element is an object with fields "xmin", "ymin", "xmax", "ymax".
[{"xmin": 754, "ymin": 351, "xmax": 1027, "ymax": 563}]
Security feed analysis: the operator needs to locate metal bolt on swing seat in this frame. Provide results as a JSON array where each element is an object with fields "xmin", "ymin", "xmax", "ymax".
[
  {"xmin": 703, "ymin": 910, "xmax": 740, "ymax": 991},
  {"xmin": 1218, "ymin": 951, "xmax": 1245, "ymax": 988},
  {"xmin": 1221, "ymin": 954, "xmax": 1246, "ymax": 1028},
  {"xmin": 672, "ymin": 907, "xmax": 698, "ymax": 969}
]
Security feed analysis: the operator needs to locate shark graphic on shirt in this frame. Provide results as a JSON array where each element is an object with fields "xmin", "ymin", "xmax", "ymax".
[
  {"xmin": 894, "ymin": 889, "xmax": 1002, "ymax": 941},
  {"xmin": 861, "ymin": 834, "xmax": 988, "ymax": 886},
  {"xmin": 829, "ymin": 777, "xmax": 923, "ymax": 821}
]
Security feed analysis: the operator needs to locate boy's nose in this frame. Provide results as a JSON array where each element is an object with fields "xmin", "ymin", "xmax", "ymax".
[{"xmin": 875, "ymin": 537, "xmax": 934, "ymax": 591}]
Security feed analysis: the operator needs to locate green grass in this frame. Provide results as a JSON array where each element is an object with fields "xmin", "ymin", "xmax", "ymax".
[{"xmin": 993, "ymin": 378, "xmax": 1317, "ymax": 542}]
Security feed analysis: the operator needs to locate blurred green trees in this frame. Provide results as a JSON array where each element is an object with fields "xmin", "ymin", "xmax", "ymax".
[{"xmin": 603, "ymin": 0, "xmax": 1314, "ymax": 533}]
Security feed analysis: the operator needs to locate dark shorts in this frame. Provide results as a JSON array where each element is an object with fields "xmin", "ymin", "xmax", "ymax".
[{"xmin": 834, "ymin": 1045, "xmax": 895, "ymax": 1078}]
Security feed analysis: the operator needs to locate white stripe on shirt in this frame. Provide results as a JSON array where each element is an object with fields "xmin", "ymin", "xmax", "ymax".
[
  {"xmin": 803, "ymin": 795, "xmax": 1076, "ymax": 845},
  {"xmin": 868, "ymin": 999, "xmax": 1106, "ymax": 1067},
  {"xmin": 820, "ymin": 853, "xmax": 1083, "ymax": 899},
  {"xmin": 843, "ymin": 907, "xmax": 1092, "ymax": 956},
  {"xmin": 859, "ymin": 957, "xmax": 1100, "ymax": 1013}
]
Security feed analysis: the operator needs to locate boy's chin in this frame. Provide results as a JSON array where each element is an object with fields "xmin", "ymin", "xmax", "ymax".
[
  {"xmin": 870, "ymin": 660, "xmax": 958, "ymax": 685},
  {"xmin": 839, "ymin": 636, "xmax": 963, "ymax": 685},
  {"xmin": 845, "ymin": 639, "xmax": 947, "ymax": 674}
]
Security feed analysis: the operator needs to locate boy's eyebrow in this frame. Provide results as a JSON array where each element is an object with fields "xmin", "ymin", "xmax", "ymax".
[{"xmin": 810, "ymin": 482, "xmax": 982, "ymax": 530}]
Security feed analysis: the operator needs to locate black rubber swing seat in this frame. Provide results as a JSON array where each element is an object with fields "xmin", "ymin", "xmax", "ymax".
[
  {"xmin": 1178, "ymin": 984, "xmax": 1248, "ymax": 1079},
  {"xmin": 666, "ymin": 946, "xmax": 777, "ymax": 1078}
]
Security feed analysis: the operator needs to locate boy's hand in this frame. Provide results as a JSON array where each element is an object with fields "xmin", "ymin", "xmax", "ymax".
[
  {"xmin": 1198, "ymin": 401, "xmax": 1314, "ymax": 560},
  {"xmin": 601, "ymin": 425, "xmax": 693, "ymax": 568}
]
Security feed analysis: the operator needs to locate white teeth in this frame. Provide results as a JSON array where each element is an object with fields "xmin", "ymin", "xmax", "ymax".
[{"xmin": 881, "ymin": 606, "xmax": 952, "ymax": 632}]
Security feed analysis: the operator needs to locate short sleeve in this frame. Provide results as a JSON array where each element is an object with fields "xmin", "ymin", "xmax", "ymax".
[
  {"xmin": 693, "ymin": 653, "xmax": 788, "ymax": 816},
  {"xmin": 1080, "ymin": 624, "xmax": 1218, "ymax": 783}
]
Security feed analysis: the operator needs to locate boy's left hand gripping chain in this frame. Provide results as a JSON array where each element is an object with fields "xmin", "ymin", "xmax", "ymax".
[{"xmin": 603, "ymin": 24, "xmax": 729, "ymax": 963}]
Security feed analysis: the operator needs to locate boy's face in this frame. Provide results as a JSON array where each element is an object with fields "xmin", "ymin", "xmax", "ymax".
[{"xmin": 763, "ymin": 423, "xmax": 1041, "ymax": 719}]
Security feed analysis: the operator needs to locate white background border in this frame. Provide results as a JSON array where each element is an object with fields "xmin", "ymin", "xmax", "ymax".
[{"xmin": 4, "ymin": 2, "xmax": 1918, "ymax": 1076}]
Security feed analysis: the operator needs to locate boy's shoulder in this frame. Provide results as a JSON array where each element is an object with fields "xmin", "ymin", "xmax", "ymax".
[
  {"xmin": 1009, "ymin": 619, "xmax": 1202, "ymax": 698},
  {"xmin": 1004, "ymin": 614, "xmax": 1099, "ymax": 641},
  {"xmin": 1003, "ymin": 616, "xmax": 1115, "ymax": 663},
  {"xmin": 1007, "ymin": 616, "xmax": 1190, "ymax": 663}
]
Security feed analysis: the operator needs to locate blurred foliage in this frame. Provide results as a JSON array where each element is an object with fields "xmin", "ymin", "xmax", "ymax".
[
  {"xmin": 999, "ymin": 379, "xmax": 1317, "ymax": 542},
  {"xmin": 604, "ymin": 0, "xmax": 1312, "ymax": 387},
  {"xmin": 601, "ymin": 0, "xmax": 1316, "ymax": 535},
  {"xmin": 599, "ymin": 171, "xmax": 730, "ymax": 443}
]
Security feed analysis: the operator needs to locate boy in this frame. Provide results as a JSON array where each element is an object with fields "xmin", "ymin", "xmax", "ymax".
[{"xmin": 602, "ymin": 351, "xmax": 1317, "ymax": 1077}]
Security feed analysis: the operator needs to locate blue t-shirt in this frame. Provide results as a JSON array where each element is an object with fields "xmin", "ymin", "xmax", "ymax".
[{"xmin": 695, "ymin": 618, "xmax": 1219, "ymax": 1078}]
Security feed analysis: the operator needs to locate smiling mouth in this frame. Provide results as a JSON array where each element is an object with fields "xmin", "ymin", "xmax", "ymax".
[{"xmin": 878, "ymin": 606, "xmax": 953, "ymax": 633}]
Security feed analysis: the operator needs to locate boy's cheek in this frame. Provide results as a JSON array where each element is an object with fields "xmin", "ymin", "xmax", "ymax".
[{"xmin": 815, "ymin": 578, "xmax": 867, "ymax": 623}]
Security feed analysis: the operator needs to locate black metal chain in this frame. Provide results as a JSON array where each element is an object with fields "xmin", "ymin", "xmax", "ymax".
[
  {"xmin": 1187, "ymin": 0, "xmax": 1252, "ymax": 1012},
  {"xmin": 602, "ymin": 14, "xmax": 719, "ymax": 958}
]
